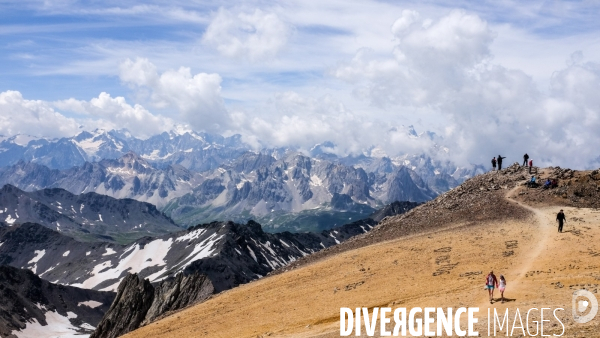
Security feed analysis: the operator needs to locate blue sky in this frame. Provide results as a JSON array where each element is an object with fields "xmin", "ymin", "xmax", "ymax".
[{"xmin": 1, "ymin": 0, "xmax": 600, "ymax": 168}]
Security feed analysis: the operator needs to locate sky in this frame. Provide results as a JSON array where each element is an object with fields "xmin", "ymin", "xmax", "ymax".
[{"xmin": 1, "ymin": 0, "xmax": 600, "ymax": 168}]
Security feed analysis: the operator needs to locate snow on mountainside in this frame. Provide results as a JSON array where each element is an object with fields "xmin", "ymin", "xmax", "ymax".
[
  {"xmin": 162, "ymin": 151, "xmax": 434, "ymax": 229},
  {"xmin": 0, "ymin": 265, "xmax": 114, "ymax": 338},
  {"xmin": 0, "ymin": 185, "xmax": 181, "ymax": 243},
  {"xmin": 0, "ymin": 202, "xmax": 416, "ymax": 294},
  {"xmin": 0, "ymin": 129, "xmax": 249, "ymax": 171},
  {"xmin": 0, "ymin": 221, "xmax": 348, "ymax": 292}
]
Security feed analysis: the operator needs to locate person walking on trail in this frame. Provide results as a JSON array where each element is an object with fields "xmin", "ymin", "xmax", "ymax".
[
  {"xmin": 528, "ymin": 159, "xmax": 533, "ymax": 174},
  {"xmin": 497, "ymin": 155, "xmax": 506, "ymax": 170},
  {"xmin": 491, "ymin": 157, "xmax": 497, "ymax": 171},
  {"xmin": 485, "ymin": 270, "xmax": 498, "ymax": 304},
  {"xmin": 498, "ymin": 275, "xmax": 507, "ymax": 303},
  {"xmin": 523, "ymin": 153, "xmax": 529, "ymax": 167},
  {"xmin": 556, "ymin": 209, "xmax": 567, "ymax": 233}
]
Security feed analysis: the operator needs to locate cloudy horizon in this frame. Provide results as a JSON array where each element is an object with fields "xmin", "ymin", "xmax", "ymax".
[{"xmin": 1, "ymin": 1, "xmax": 600, "ymax": 169}]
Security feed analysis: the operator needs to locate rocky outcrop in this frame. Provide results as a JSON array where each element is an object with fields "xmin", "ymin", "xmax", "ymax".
[
  {"xmin": 91, "ymin": 274, "xmax": 155, "ymax": 338},
  {"xmin": 369, "ymin": 200, "xmax": 421, "ymax": 222},
  {"xmin": 91, "ymin": 271, "xmax": 214, "ymax": 338}
]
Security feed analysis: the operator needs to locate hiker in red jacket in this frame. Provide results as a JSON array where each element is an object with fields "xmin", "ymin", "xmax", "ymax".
[{"xmin": 485, "ymin": 270, "xmax": 499, "ymax": 304}]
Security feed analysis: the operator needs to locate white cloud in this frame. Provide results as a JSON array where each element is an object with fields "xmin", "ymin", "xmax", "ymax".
[
  {"xmin": 119, "ymin": 58, "xmax": 228, "ymax": 131},
  {"xmin": 202, "ymin": 7, "xmax": 290, "ymax": 61},
  {"xmin": 0, "ymin": 90, "xmax": 80, "ymax": 138},
  {"xmin": 53, "ymin": 92, "xmax": 176, "ymax": 138},
  {"xmin": 330, "ymin": 9, "xmax": 600, "ymax": 168},
  {"xmin": 230, "ymin": 91, "xmax": 436, "ymax": 157}
]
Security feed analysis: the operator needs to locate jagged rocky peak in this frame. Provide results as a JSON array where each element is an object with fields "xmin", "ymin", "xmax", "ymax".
[{"xmin": 91, "ymin": 271, "xmax": 214, "ymax": 338}]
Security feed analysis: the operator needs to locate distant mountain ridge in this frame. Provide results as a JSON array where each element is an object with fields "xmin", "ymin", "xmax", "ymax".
[
  {"xmin": 0, "ymin": 185, "xmax": 181, "ymax": 243},
  {"xmin": 0, "ymin": 128, "xmax": 484, "ymax": 232}
]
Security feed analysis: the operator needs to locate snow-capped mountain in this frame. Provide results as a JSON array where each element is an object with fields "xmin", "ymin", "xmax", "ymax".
[
  {"xmin": 0, "ymin": 200, "xmax": 415, "ymax": 293},
  {"xmin": 0, "ymin": 129, "xmax": 249, "ymax": 171},
  {"xmin": 162, "ymin": 151, "xmax": 435, "ymax": 230},
  {"xmin": 0, "ymin": 153, "xmax": 202, "ymax": 208},
  {"xmin": 0, "ymin": 185, "xmax": 181, "ymax": 243}
]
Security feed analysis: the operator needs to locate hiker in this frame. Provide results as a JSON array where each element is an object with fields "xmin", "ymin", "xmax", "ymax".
[
  {"xmin": 527, "ymin": 175, "xmax": 537, "ymax": 188},
  {"xmin": 551, "ymin": 179, "xmax": 558, "ymax": 188},
  {"xmin": 485, "ymin": 270, "xmax": 498, "ymax": 304},
  {"xmin": 528, "ymin": 159, "xmax": 533, "ymax": 174},
  {"xmin": 499, "ymin": 275, "xmax": 507, "ymax": 303},
  {"xmin": 543, "ymin": 178, "xmax": 551, "ymax": 189},
  {"xmin": 523, "ymin": 153, "xmax": 529, "ymax": 166},
  {"xmin": 497, "ymin": 155, "xmax": 506, "ymax": 170},
  {"xmin": 491, "ymin": 157, "xmax": 497, "ymax": 171},
  {"xmin": 556, "ymin": 209, "xmax": 566, "ymax": 233}
]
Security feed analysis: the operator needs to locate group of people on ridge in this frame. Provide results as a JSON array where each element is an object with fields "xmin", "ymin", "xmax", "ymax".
[{"xmin": 491, "ymin": 153, "xmax": 534, "ymax": 172}]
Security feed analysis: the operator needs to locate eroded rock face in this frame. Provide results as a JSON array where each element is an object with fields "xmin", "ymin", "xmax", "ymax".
[
  {"xmin": 142, "ymin": 272, "xmax": 214, "ymax": 325},
  {"xmin": 91, "ymin": 271, "xmax": 214, "ymax": 338},
  {"xmin": 91, "ymin": 274, "xmax": 154, "ymax": 338}
]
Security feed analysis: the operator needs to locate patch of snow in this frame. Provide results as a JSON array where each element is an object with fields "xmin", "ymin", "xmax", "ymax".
[
  {"xmin": 66, "ymin": 312, "xmax": 77, "ymax": 319},
  {"xmin": 5, "ymin": 214, "xmax": 16, "ymax": 225},
  {"xmin": 329, "ymin": 233, "xmax": 340, "ymax": 244},
  {"xmin": 28, "ymin": 250, "xmax": 45, "ymax": 274},
  {"xmin": 62, "ymin": 251, "xmax": 70, "ymax": 257},
  {"xmin": 14, "ymin": 310, "xmax": 85, "ymax": 338},
  {"xmin": 101, "ymin": 247, "xmax": 116, "ymax": 256},
  {"xmin": 85, "ymin": 251, "xmax": 91, "ymax": 256},
  {"xmin": 310, "ymin": 174, "xmax": 323, "ymax": 186},
  {"xmin": 72, "ymin": 238, "xmax": 174, "ymax": 290},
  {"xmin": 80, "ymin": 204, "xmax": 84, "ymax": 213},
  {"xmin": 98, "ymin": 214, "xmax": 103, "ymax": 222},
  {"xmin": 247, "ymin": 246, "xmax": 258, "ymax": 262},
  {"xmin": 174, "ymin": 228, "xmax": 206, "ymax": 243},
  {"xmin": 279, "ymin": 239, "xmax": 290, "ymax": 248}
]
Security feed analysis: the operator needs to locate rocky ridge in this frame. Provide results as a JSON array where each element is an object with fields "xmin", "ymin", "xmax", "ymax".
[
  {"xmin": 90, "ymin": 271, "xmax": 213, "ymax": 338},
  {"xmin": 0, "ymin": 184, "xmax": 181, "ymax": 243},
  {"xmin": 0, "ymin": 265, "xmax": 114, "ymax": 338}
]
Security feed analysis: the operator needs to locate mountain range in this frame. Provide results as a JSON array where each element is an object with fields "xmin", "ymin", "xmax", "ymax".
[{"xmin": 0, "ymin": 128, "xmax": 483, "ymax": 232}]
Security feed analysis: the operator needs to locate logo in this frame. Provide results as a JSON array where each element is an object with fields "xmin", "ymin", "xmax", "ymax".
[{"xmin": 572, "ymin": 289, "xmax": 598, "ymax": 324}]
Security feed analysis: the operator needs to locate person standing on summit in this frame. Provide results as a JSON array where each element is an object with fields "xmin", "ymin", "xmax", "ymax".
[
  {"xmin": 491, "ymin": 157, "xmax": 497, "ymax": 171},
  {"xmin": 523, "ymin": 153, "xmax": 529, "ymax": 167},
  {"xmin": 497, "ymin": 155, "xmax": 506, "ymax": 170}
]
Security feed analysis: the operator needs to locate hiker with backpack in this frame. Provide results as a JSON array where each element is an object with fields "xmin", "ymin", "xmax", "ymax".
[
  {"xmin": 523, "ymin": 153, "xmax": 529, "ymax": 167},
  {"xmin": 491, "ymin": 157, "xmax": 497, "ymax": 171}
]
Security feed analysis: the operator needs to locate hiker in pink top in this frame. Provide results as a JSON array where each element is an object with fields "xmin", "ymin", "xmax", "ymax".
[{"xmin": 485, "ymin": 270, "xmax": 498, "ymax": 304}]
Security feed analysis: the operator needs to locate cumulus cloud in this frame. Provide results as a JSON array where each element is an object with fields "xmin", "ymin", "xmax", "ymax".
[
  {"xmin": 202, "ymin": 7, "xmax": 290, "ymax": 61},
  {"xmin": 331, "ymin": 9, "xmax": 600, "ymax": 169},
  {"xmin": 53, "ymin": 92, "xmax": 176, "ymax": 138},
  {"xmin": 119, "ymin": 58, "xmax": 228, "ymax": 131},
  {"xmin": 0, "ymin": 90, "xmax": 80, "ymax": 138},
  {"xmin": 230, "ymin": 91, "xmax": 436, "ymax": 157}
]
